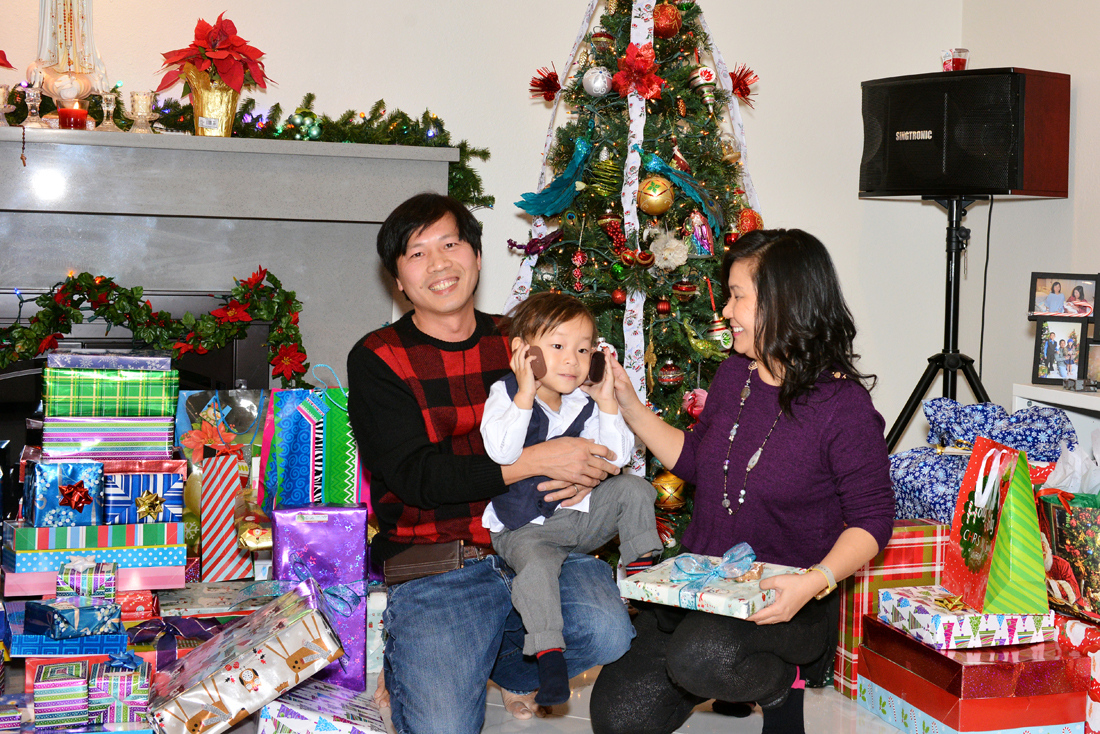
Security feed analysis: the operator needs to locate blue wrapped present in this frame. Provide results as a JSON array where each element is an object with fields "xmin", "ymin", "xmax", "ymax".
[
  {"xmin": 24, "ymin": 597, "xmax": 122, "ymax": 640},
  {"xmin": 102, "ymin": 460, "xmax": 186, "ymax": 525},
  {"xmin": 30, "ymin": 463, "xmax": 105, "ymax": 528},
  {"xmin": 2, "ymin": 603, "xmax": 127, "ymax": 657}
]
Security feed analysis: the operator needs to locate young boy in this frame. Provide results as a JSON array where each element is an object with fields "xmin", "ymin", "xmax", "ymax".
[{"xmin": 481, "ymin": 292, "xmax": 663, "ymax": 706}]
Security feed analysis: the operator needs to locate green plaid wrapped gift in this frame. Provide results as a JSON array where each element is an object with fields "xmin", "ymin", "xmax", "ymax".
[{"xmin": 44, "ymin": 369, "xmax": 179, "ymax": 418}]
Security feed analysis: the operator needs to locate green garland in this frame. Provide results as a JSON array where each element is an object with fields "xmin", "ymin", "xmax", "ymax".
[
  {"xmin": 3, "ymin": 89, "xmax": 494, "ymax": 210},
  {"xmin": 0, "ymin": 267, "xmax": 310, "ymax": 388}
]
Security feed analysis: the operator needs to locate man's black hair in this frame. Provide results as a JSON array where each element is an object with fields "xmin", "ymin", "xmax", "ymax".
[{"xmin": 376, "ymin": 192, "xmax": 483, "ymax": 279}]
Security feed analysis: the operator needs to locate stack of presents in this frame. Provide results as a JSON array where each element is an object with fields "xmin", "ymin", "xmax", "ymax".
[{"xmin": 0, "ymin": 350, "xmax": 386, "ymax": 732}]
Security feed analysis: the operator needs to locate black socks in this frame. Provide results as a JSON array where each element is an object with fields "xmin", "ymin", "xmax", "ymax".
[
  {"xmin": 534, "ymin": 649, "xmax": 570, "ymax": 706},
  {"xmin": 761, "ymin": 688, "xmax": 805, "ymax": 734}
]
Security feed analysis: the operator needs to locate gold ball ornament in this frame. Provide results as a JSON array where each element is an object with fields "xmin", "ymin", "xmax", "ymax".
[
  {"xmin": 638, "ymin": 175, "xmax": 674, "ymax": 216},
  {"xmin": 653, "ymin": 470, "xmax": 688, "ymax": 511}
]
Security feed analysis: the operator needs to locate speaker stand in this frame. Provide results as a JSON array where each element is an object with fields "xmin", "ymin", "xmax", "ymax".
[{"xmin": 885, "ymin": 195, "xmax": 991, "ymax": 452}]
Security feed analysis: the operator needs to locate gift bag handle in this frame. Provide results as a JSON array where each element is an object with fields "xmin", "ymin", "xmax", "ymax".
[
  {"xmin": 214, "ymin": 390, "xmax": 268, "ymax": 443},
  {"xmin": 974, "ymin": 448, "xmax": 1008, "ymax": 510},
  {"xmin": 311, "ymin": 364, "xmax": 349, "ymax": 414}
]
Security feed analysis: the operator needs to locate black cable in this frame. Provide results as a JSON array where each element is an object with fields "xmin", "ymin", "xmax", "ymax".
[{"xmin": 978, "ymin": 196, "xmax": 994, "ymax": 380}]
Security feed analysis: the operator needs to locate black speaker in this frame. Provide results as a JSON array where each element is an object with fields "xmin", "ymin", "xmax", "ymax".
[{"xmin": 860, "ymin": 68, "xmax": 1069, "ymax": 197}]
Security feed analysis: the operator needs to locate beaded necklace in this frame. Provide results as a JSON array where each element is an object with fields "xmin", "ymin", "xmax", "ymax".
[{"xmin": 721, "ymin": 361, "xmax": 783, "ymax": 515}]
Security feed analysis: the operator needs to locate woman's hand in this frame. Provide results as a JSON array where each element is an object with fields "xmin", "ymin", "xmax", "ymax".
[
  {"xmin": 581, "ymin": 345, "xmax": 618, "ymax": 413},
  {"xmin": 607, "ymin": 352, "xmax": 643, "ymax": 412},
  {"xmin": 747, "ymin": 571, "xmax": 827, "ymax": 625}
]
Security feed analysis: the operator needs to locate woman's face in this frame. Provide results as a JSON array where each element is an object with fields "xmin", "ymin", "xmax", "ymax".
[
  {"xmin": 1073, "ymin": 286, "xmax": 1085, "ymax": 300},
  {"xmin": 1053, "ymin": 283, "xmax": 1062, "ymax": 294},
  {"xmin": 722, "ymin": 259, "xmax": 759, "ymax": 361}
]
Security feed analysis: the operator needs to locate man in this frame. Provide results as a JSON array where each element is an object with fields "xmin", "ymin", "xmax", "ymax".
[{"xmin": 347, "ymin": 193, "xmax": 634, "ymax": 734}]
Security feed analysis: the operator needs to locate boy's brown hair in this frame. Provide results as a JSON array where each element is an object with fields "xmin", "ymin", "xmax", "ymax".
[{"xmin": 500, "ymin": 292, "xmax": 597, "ymax": 342}]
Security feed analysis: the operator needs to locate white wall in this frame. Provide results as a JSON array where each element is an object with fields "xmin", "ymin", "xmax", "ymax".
[{"xmin": 17, "ymin": 0, "xmax": 1081, "ymax": 451}]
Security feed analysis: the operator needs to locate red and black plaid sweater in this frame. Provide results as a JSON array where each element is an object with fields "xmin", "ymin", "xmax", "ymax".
[{"xmin": 347, "ymin": 310, "xmax": 513, "ymax": 562}]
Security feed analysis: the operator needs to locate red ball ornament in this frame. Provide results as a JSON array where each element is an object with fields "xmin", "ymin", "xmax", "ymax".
[
  {"xmin": 611, "ymin": 288, "xmax": 627, "ymax": 305},
  {"xmin": 635, "ymin": 250, "xmax": 656, "ymax": 268},
  {"xmin": 620, "ymin": 250, "xmax": 637, "ymax": 266},
  {"xmin": 724, "ymin": 231, "xmax": 740, "ymax": 247},
  {"xmin": 738, "ymin": 208, "xmax": 764, "ymax": 234},
  {"xmin": 653, "ymin": 3, "xmax": 683, "ymax": 39},
  {"xmin": 658, "ymin": 358, "xmax": 686, "ymax": 387},
  {"xmin": 572, "ymin": 268, "xmax": 584, "ymax": 280},
  {"xmin": 572, "ymin": 251, "xmax": 588, "ymax": 267},
  {"xmin": 656, "ymin": 298, "xmax": 672, "ymax": 315}
]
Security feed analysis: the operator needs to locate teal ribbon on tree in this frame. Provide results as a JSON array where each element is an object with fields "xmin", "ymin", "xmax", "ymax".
[
  {"xmin": 632, "ymin": 144, "xmax": 727, "ymax": 236},
  {"xmin": 515, "ymin": 135, "xmax": 595, "ymax": 217},
  {"xmin": 670, "ymin": 542, "xmax": 756, "ymax": 610}
]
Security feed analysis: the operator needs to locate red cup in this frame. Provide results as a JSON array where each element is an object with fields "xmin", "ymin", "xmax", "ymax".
[
  {"xmin": 58, "ymin": 107, "xmax": 89, "ymax": 130},
  {"xmin": 941, "ymin": 48, "xmax": 969, "ymax": 71}
]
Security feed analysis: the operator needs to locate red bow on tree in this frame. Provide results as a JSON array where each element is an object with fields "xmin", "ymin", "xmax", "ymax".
[
  {"xmin": 612, "ymin": 43, "xmax": 666, "ymax": 100},
  {"xmin": 729, "ymin": 64, "xmax": 759, "ymax": 108},
  {"xmin": 59, "ymin": 481, "xmax": 93, "ymax": 513}
]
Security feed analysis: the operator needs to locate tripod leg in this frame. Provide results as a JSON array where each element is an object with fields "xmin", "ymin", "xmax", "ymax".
[
  {"xmin": 886, "ymin": 357, "xmax": 945, "ymax": 452},
  {"xmin": 959, "ymin": 358, "xmax": 991, "ymax": 403}
]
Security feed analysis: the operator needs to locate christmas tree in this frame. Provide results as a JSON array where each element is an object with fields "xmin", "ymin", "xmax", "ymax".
[{"xmin": 507, "ymin": 0, "xmax": 761, "ymax": 555}]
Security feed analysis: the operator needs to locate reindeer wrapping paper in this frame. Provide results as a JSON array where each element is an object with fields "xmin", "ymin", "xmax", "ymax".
[{"xmin": 147, "ymin": 578, "xmax": 344, "ymax": 734}]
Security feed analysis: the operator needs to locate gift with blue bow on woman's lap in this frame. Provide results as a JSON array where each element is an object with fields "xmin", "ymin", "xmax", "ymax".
[
  {"xmin": 88, "ymin": 652, "xmax": 152, "ymax": 724},
  {"xmin": 618, "ymin": 543, "xmax": 805, "ymax": 619},
  {"xmin": 29, "ymin": 462, "xmax": 105, "ymax": 528},
  {"xmin": 56, "ymin": 555, "xmax": 118, "ymax": 600},
  {"xmin": 24, "ymin": 596, "xmax": 122, "ymax": 639}
]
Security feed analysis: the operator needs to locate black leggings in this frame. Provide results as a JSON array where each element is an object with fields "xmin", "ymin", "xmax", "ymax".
[{"xmin": 590, "ymin": 595, "xmax": 837, "ymax": 734}]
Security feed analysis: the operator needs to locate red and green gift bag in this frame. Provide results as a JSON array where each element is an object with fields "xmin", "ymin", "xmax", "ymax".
[{"xmin": 943, "ymin": 436, "xmax": 1048, "ymax": 614}]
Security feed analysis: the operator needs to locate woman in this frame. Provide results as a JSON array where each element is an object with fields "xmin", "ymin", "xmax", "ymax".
[
  {"xmin": 1057, "ymin": 339, "xmax": 1069, "ymax": 378},
  {"xmin": 590, "ymin": 229, "xmax": 894, "ymax": 734},
  {"xmin": 1045, "ymin": 282, "xmax": 1066, "ymax": 314},
  {"xmin": 1065, "ymin": 285, "xmax": 1094, "ymax": 317}
]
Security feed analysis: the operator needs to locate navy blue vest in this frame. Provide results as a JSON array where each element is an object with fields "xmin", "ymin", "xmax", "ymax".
[{"xmin": 492, "ymin": 373, "xmax": 597, "ymax": 531}]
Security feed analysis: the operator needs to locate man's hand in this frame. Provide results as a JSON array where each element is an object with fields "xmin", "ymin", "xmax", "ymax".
[
  {"xmin": 539, "ymin": 480, "xmax": 594, "ymax": 507},
  {"xmin": 747, "ymin": 571, "xmax": 826, "ymax": 625}
]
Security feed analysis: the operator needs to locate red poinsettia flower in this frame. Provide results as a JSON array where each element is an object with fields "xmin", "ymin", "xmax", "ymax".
[
  {"xmin": 271, "ymin": 343, "xmax": 307, "ymax": 380},
  {"xmin": 0, "ymin": 51, "xmax": 13, "ymax": 71},
  {"xmin": 54, "ymin": 288, "xmax": 71, "ymax": 307},
  {"xmin": 37, "ymin": 333, "xmax": 62, "ymax": 355},
  {"xmin": 157, "ymin": 13, "xmax": 270, "ymax": 94},
  {"xmin": 174, "ymin": 331, "xmax": 208, "ymax": 356},
  {"xmin": 211, "ymin": 299, "xmax": 252, "ymax": 324},
  {"xmin": 181, "ymin": 420, "xmax": 236, "ymax": 464},
  {"xmin": 90, "ymin": 291, "xmax": 111, "ymax": 308},
  {"xmin": 290, "ymin": 310, "xmax": 299, "ymax": 326},
  {"xmin": 612, "ymin": 43, "xmax": 666, "ymax": 100},
  {"xmin": 241, "ymin": 266, "xmax": 267, "ymax": 290}
]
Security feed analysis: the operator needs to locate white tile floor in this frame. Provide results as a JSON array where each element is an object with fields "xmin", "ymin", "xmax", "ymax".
[{"xmin": 7, "ymin": 661, "xmax": 901, "ymax": 733}]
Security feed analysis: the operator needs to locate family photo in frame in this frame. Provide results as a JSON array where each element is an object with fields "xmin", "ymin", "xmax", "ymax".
[
  {"xmin": 1029, "ymin": 272, "xmax": 1098, "ymax": 319},
  {"xmin": 1033, "ymin": 320, "xmax": 1087, "ymax": 384}
]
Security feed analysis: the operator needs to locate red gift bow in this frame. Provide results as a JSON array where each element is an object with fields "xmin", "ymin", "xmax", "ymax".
[
  {"xmin": 58, "ymin": 480, "xmax": 92, "ymax": 512},
  {"xmin": 211, "ymin": 443, "xmax": 245, "ymax": 458},
  {"xmin": 612, "ymin": 43, "xmax": 667, "ymax": 100},
  {"xmin": 1038, "ymin": 486, "xmax": 1075, "ymax": 513}
]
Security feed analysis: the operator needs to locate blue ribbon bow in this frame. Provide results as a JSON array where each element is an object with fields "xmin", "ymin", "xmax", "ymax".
[
  {"xmin": 107, "ymin": 650, "xmax": 143, "ymax": 670},
  {"xmin": 669, "ymin": 543, "xmax": 757, "ymax": 610}
]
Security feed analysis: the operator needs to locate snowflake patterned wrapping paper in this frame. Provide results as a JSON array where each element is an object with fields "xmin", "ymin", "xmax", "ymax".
[
  {"xmin": 43, "ymin": 368, "xmax": 179, "ymax": 418},
  {"xmin": 3, "ymin": 520, "xmax": 184, "ymax": 551},
  {"xmin": 256, "ymin": 678, "xmax": 386, "ymax": 734},
  {"xmin": 43, "ymin": 417, "xmax": 175, "ymax": 462},
  {"xmin": 147, "ymin": 578, "xmax": 344, "ymax": 734},
  {"xmin": 33, "ymin": 660, "xmax": 89, "ymax": 729},
  {"xmin": 3, "ymin": 545, "xmax": 186, "ymax": 574},
  {"xmin": 272, "ymin": 505, "xmax": 369, "ymax": 690},
  {"xmin": 25, "ymin": 597, "xmax": 122, "ymax": 639},
  {"xmin": 879, "ymin": 586, "xmax": 1056, "ymax": 650},
  {"xmin": 156, "ymin": 583, "xmax": 265, "ymax": 618},
  {"xmin": 3, "ymin": 603, "xmax": 128, "ymax": 657},
  {"xmin": 103, "ymin": 460, "xmax": 186, "ymax": 525},
  {"xmin": 48, "ymin": 350, "xmax": 174, "ymax": 371},
  {"xmin": 88, "ymin": 659, "xmax": 152, "ymax": 724},
  {"xmin": 29, "ymin": 462, "xmax": 105, "ymax": 528},
  {"xmin": 56, "ymin": 559, "xmax": 118, "ymax": 600},
  {"xmin": 617, "ymin": 556, "xmax": 802, "ymax": 618}
]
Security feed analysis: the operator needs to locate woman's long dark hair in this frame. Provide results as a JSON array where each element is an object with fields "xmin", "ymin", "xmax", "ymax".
[{"xmin": 722, "ymin": 228, "xmax": 876, "ymax": 413}]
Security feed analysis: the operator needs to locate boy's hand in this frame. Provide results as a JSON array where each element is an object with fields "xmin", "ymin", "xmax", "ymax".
[
  {"xmin": 510, "ymin": 342, "xmax": 539, "ymax": 409},
  {"xmin": 582, "ymin": 345, "xmax": 618, "ymax": 413}
]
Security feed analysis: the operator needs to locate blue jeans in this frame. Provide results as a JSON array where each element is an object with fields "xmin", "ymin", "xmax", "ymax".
[{"xmin": 383, "ymin": 552, "xmax": 634, "ymax": 734}]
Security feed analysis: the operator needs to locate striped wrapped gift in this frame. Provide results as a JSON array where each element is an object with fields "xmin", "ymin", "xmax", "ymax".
[
  {"xmin": 56, "ymin": 558, "xmax": 118, "ymax": 600},
  {"xmin": 103, "ymin": 460, "xmax": 186, "ymax": 525},
  {"xmin": 4, "ymin": 544, "xmax": 186, "ymax": 574},
  {"xmin": 43, "ymin": 417, "xmax": 174, "ymax": 461},
  {"xmin": 33, "ymin": 660, "xmax": 88, "ymax": 729},
  {"xmin": 88, "ymin": 657, "xmax": 152, "ymax": 724},
  {"xmin": 43, "ymin": 368, "xmax": 179, "ymax": 418},
  {"xmin": 4, "ymin": 520, "xmax": 184, "ymax": 551}
]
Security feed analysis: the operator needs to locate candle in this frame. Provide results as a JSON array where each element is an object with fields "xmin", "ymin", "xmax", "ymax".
[
  {"xmin": 58, "ymin": 107, "xmax": 89, "ymax": 130},
  {"xmin": 131, "ymin": 91, "xmax": 153, "ymax": 116}
]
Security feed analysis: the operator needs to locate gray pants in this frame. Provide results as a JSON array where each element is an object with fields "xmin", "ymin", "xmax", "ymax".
[{"xmin": 491, "ymin": 473, "xmax": 662, "ymax": 656}]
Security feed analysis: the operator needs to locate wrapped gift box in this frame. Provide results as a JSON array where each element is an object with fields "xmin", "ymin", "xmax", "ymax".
[
  {"xmin": 43, "ymin": 417, "xmax": 175, "ymax": 461},
  {"xmin": 256, "ymin": 679, "xmax": 386, "ymax": 734},
  {"xmin": 879, "ymin": 586, "xmax": 1057, "ymax": 650},
  {"xmin": 43, "ymin": 368, "xmax": 179, "ymax": 418},
  {"xmin": 273, "ymin": 505, "xmax": 370, "ymax": 690},
  {"xmin": 183, "ymin": 557, "xmax": 200, "ymax": 584},
  {"xmin": 57, "ymin": 559, "xmax": 118, "ymax": 600},
  {"xmin": 834, "ymin": 519, "xmax": 948, "ymax": 699},
  {"xmin": 3, "ymin": 545, "xmax": 187, "ymax": 574},
  {"xmin": 146, "ymin": 578, "xmax": 344, "ymax": 734},
  {"xmin": 4, "ymin": 566, "xmax": 184, "ymax": 598},
  {"xmin": 28, "ymin": 463, "xmax": 105, "ymax": 528},
  {"xmin": 233, "ymin": 496, "xmax": 271, "ymax": 552},
  {"xmin": 618, "ymin": 556, "xmax": 801, "ymax": 618},
  {"xmin": 25, "ymin": 597, "xmax": 122, "ymax": 639},
  {"xmin": 156, "ymin": 583, "xmax": 264, "ymax": 618},
  {"xmin": 367, "ymin": 590, "xmax": 385, "ymax": 674},
  {"xmin": 0, "ymin": 692, "xmax": 24, "ymax": 728},
  {"xmin": 26, "ymin": 657, "xmax": 109, "ymax": 693},
  {"xmin": 116, "ymin": 591, "xmax": 158, "ymax": 622},
  {"xmin": 3, "ymin": 603, "xmax": 127, "ymax": 657},
  {"xmin": 4, "ymin": 521, "xmax": 185, "ymax": 551},
  {"xmin": 47, "ymin": 351, "xmax": 173, "ymax": 371},
  {"xmin": 33, "ymin": 660, "xmax": 89, "ymax": 729},
  {"xmin": 103, "ymin": 461, "xmax": 186, "ymax": 525},
  {"xmin": 88, "ymin": 657, "xmax": 152, "ymax": 724}
]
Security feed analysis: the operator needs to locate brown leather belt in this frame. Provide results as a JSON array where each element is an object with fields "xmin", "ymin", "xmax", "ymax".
[{"xmin": 383, "ymin": 540, "xmax": 495, "ymax": 586}]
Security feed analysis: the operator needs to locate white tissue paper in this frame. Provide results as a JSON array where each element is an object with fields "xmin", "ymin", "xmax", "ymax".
[{"xmin": 1042, "ymin": 429, "xmax": 1100, "ymax": 494}]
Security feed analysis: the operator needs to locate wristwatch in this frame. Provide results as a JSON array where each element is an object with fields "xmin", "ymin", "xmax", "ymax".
[{"xmin": 810, "ymin": 563, "xmax": 836, "ymax": 600}]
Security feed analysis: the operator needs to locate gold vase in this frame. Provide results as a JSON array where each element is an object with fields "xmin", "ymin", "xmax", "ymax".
[{"xmin": 182, "ymin": 63, "xmax": 240, "ymax": 137}]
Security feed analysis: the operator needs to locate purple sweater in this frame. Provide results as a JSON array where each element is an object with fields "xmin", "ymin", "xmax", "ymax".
[{"xmin": 674, "ymin": 355, "xmax": 894, "ymax": 568}]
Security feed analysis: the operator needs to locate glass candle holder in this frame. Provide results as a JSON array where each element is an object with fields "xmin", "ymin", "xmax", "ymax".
[
  {"xmin": 23, "ymin": 87, "xmax": 50, "ymax": 129},
  {"xmin": 57, "ymin": 99, "xmax": 90, "ymax": 130},
  {"xmin": 96, "ymin": 92, "xmax": 122, "ymax": 132},
  {"xmin": 124, "ymin": 90, "xmax": 159, "ymax": 134},
  {"xmin": 0, "ymin": 85, "xmax": 13, "ymax": 127}
]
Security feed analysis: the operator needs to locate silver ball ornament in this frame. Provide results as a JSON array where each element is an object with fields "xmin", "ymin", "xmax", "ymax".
[{"xmin": 582, "ymin": 67, "xmax": 614, "ymax": 97}]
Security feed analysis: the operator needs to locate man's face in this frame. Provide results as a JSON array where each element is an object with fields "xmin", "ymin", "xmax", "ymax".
[{"xmin": 394, "ymin": 213, "xmax": 481, "ymax": 321}]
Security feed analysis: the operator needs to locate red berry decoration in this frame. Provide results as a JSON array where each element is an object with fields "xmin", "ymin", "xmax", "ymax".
[
  {"xmin": 572, "ymin": 251, "xmax": 588, "ymax": 267},
  {"xmin": 611, "ymin": 288, "xmax": 627, "ymax": 305},
  {"xmin": 738, "ymin": 208, "xmax": 763, "ymax": 234},
  {"xmin": 652, "ymin": 2, "xmax": 683, "ymax": 39},
  {"xmin": 598, "ymin": 211, "xmax": 629, "ymax": 254},
  {"xmin": 656, "ymin": 298, "xmax": 672, "ymax": 315}
]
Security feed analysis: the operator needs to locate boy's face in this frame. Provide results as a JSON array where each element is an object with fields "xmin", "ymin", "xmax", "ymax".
[{"xmin": 523, "ymin": 315, "xmax": 595, "ymax": 396}]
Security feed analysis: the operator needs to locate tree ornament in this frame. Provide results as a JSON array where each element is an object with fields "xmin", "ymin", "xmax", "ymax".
[
  {"xmin": 590, "ymin": 151, "xmax": 624, "ymax": 197},
  {"xmin": 676, "ymin": 96, "xmax": 687, "ymax": 117},
  {"xmin": 508, "ymin": 229, "xmax": 564, "ymax": 257},
  {"xmin": 515, "ymin": 136, "xmax": 594, "ymax": 217},
  {"xmin": 619, "ymin": 250, "xmax": 637, "ymax": 266},
  {"xmin": 719, "ymin": 133, "xmax": 742, "ymax": 165},
  {"xmin": 572, "ymin": 268, "xmax": 584, "ymax": 280},
  {"xmin": 533, "ymin": 260, "xmax": 558, "ymax": 283},
  {"xmin": 724, "ymin": 231, "xmax": 740, "ymax": 247},
  {"xmin": 738, "ymin": 207, "xmax": 764, "ymax": 233},
  {"xmin": 612, "ymin": 43, "xmax": 667, "ymax": 100},
  {"xmin": 656, "ymin": 298, "xmax": 672, "ymax": 315},
  {"xmin": 682, "ymin": 209, "xmax": 715, "ymax": 257},
  {"xmin": 729, "ymin": 64, "xmax": 760, "ymax": 108},
  {"xmin": 611, "ymin": 288, "xmax": 627, "ymax": 305},
  {"xmin": 591, "ymin": 25, "xmax": 615, "ymax": 54},
  {"xmin": 529, "ymin": 64, "xmax": 561, "ymax": 101},
  {"xmin": 652, "ymin": 470, "xmax": 688, "ymax": 511},
  {"xmin": 652, "ymin": 2, "xmax": 683, "ymax": 39},
  {"xmin": 649, "ymin": 233, "xmax": 690, "ymax": 271},
  {"xmin": 635, "ymin": 250, "xmax": 656, "ymax": 268},
  {"xmin": 658, "ymin": 358, "xmax": 686, "ymax": 388},
  {"xmin": 611, "ymin": 262, "xmax": 626, "ymax": 279},
  {"xmin": 688, "ymin": 65, "xmax": 718, "ymax": 116},
  {"xmin": 672, "ymin": 279, "xmax": 698, "ymax": 303},
  {"xmin": 669, "ymin": 135, "xmax": 692, "ymax": 174},
  {"xmin": 634, "ymin": 145, "xmax": 726, "ymax": 235},
  {"xmin": 682, "ymin": 388, "xmax": 708, "ymax": 418},
  {"xmin": 598, "ymin": 211, "xmax": 628, "ymax": 254},
  {"xmin": 637, "ymin": 175, "xmax": 674, "ymax": 215},
  {"xmin": 582, "ymin": 67, "xmax": 613, "ymax": 97},
  {"xmin": 704, "ymin": 312, "xmax": 734, "ymax": 351},
  {"xmin": 572, "ymin": 251, "xmax": 588, "ymax": 267}
]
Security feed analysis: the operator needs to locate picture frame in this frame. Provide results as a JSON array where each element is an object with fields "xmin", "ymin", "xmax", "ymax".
[
  {"xmin": 1087, "ymin": 340, "xmax": 1100, "ymax": 384},
  {"xmin": 1028, "ymin": 272, "xmax": 1098, "ymax": 321},
  {"xmin": 1033, "ymin": 319, "xmax": 1090, "ymax": 385}
]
